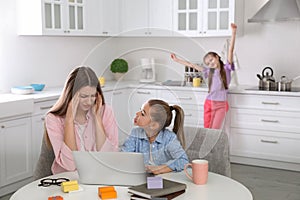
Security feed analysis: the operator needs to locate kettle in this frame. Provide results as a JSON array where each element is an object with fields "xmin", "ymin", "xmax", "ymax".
[{"xmin": 259, "ymin": 66, "xmax": 276, "ymax": 91}]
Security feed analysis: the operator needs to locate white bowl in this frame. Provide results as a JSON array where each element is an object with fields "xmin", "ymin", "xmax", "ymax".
[{"xmin": 11, "ymin": 86, "xmax": 34, "ymax": 95}]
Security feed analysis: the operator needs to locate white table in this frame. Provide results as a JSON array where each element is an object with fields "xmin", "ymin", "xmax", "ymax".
[{"xmin": 11, "ymin": 171, "xmax": 252, "ymax": 200}]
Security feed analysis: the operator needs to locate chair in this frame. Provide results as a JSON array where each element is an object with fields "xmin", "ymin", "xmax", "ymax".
[
  {"xmin": 184, "ymin": 127, "xmax": 231, "ymax": 177},
  {"xmin": 33, "ymin": 132, "xmax": 55, "ymax": 180}
]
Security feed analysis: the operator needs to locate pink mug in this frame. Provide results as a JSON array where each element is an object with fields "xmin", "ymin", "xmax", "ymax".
[{"xmin": 184, "ymin": 159, "xmax": 208, "ymax": 185}]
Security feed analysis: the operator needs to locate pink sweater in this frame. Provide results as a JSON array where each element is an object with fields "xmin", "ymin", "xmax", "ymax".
[{"xmin": 45, "ymin": 105, "xmax": 118, "ymax": 174}]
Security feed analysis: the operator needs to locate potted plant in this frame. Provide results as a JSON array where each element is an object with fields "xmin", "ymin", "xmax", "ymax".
[{"xmin": 110, "ymin": 58, "xmax": 128, "ymax": 81}]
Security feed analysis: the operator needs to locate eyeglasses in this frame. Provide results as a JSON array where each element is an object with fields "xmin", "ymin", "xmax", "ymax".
[{"xmin": 38, "ymin": 178, "xmax": 70, "ymax": 187}]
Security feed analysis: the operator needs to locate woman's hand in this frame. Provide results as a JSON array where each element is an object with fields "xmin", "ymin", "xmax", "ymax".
[
  {"xmin": 146, "ymin": 165, "xmax": 172, "ymax": 175},
  {"xmin": 92, "ymin": 92, "xmax": 103, "ymax": 117},
  {"xmin": 66, "ymin": 93, "xmax": 79, "ymax": 122}
]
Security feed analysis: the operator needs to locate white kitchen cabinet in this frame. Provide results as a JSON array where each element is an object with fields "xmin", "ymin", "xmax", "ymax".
[
  {"xmin": 17, "ymin": 0, "xmax": 101, "ymax": 36},
  {"xmin": 0, "ymin": 117, "xmax": 32, "ymax": 187},
  {"xmin": 31, "ymin": 99, "xmax": 57, "ymax": 172},
  {"xmin": 120, "ymin": 0, "xmax": 173, "ymax": 36},
  {"xmin": 108, "ymin": 89, "xmax": 134, "ymax": 146},
  {"xmin": 158, "ymin": 88, "xmax": 206, "ymax": 127},
  {"xmin": 229, "ymin": 93, "xmax": 300, "ymax": 171},
  {"xmin": 173, "ymin": 0, "xmax": 235, "ymax": 37},
  {"xmin": 99, "ymin": 0, "xmax": 120, "ymax": 36}
]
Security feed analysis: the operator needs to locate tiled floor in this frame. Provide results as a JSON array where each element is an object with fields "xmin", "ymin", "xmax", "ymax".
[
  {"xmin": 231, "ymin": 163, "xmax": 300, "ymax": 200},
  {"xmin": 1, "ymin": 163, "xmax": 300, "ymax": 200}
]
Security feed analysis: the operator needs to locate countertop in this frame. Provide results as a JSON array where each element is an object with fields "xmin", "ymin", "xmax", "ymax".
[{"xmin": 1, "ymin": 81, "xmax": 300, "ymax": 104}]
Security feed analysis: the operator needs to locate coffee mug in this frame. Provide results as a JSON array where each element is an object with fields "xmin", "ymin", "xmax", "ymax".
[
  {"xmin": 184, "ymin": 159, "xmax": 208, "ymax": 185},
  {"xmin": 98, "ymin": 76, "xmax": 105, "ymax": 87},
  {"xmin": 193, "ymin": 77, "xmax": 201, "ymax": 87}
]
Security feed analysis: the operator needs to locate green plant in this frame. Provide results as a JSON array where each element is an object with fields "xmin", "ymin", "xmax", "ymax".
[{"xmin": 110, "ymin": 58, "xmax": 128, "ymax": 73}]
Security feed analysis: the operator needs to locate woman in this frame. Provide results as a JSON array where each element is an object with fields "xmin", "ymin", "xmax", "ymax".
[{"xmin": 45, "ymin": 66, "xmax": 118, "ymax": 174}]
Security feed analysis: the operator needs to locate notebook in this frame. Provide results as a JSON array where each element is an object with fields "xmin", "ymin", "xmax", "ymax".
[
  {"xmin": 128, "ymin": 179, "xmax": 186, "ymax": 199},
  {"xmin": 72, "ymin": 151, "xmax": 147, "ymax": 186}
]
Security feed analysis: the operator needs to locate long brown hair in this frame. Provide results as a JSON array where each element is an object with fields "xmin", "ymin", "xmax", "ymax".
[
  {"xmin": 45, "ymin": 66, "xmax": 104, "ymax": 147},
  {"xmin": 148, "ymin": 99, "xmax": 185, "ymax": 149},
  {"xmin": 204, "ymin": 52, "xmax": 228, "ymax": 92}
]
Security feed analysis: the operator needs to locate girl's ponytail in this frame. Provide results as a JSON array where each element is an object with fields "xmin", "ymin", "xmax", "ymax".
[{"xmin": 171, "ymin": 105, "xmax": 186, "ymax": 149}]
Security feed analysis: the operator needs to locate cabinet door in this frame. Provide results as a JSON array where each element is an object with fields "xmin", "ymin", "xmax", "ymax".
[
  {"xmin": 120, "ymin": 0, "xmax": 148, "ymax": 36},
  {"xmin": 0, "ymin": 118, "xmax": 32, "ymax": 186},
  {"xmin": 111, "ymin": 90, "xmax": 133, "ymax": 146},
  {"xmin": 43, "ymin": 0, "xmax": 65, "ymax": 34},
  {"xmin": 99, "ymin": 0, "xmax": 120, "ymax": 36},
  {"xmin": 202, "ymin": 0, "xmax": 234, "ymax": 36},
  {"xmin": 173, "ymin": 0, "xmax": 201, "ymax": 37},
  {"xmin": 31, "ymin": 115, "xmax": 45, "ymax": 172},
  {"xmin": 148, "ymin": 0, "xmax": 173, "ymax": 36}
]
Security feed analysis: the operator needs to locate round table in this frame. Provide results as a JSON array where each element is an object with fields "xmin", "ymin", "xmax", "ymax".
[{"xmin": 11, "ymin": 171, "xmax": 252, "ymax": 200}]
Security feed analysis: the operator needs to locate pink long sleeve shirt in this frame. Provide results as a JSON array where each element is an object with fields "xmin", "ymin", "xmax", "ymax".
[{"xmin": 45, "ymin": 105, "xmax": 118, "ymax": 174}]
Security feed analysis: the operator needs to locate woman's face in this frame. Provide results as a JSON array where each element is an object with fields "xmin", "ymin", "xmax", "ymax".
[
  {"xmin": 77, "ymin": 86, "xmax": 97, "ymax": 113},
  {"xmin": 134, "ymin": 102, "xmax": 152, "ymax": 127},
  {"xmin": 204, "ymin": 54, "xmax": 219, "ymax": 69}
]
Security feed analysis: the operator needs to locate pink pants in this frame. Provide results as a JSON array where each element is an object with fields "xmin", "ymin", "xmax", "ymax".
[{"xmin": 204, "ymin": 99, "xmax": 229, "ymax": 129}]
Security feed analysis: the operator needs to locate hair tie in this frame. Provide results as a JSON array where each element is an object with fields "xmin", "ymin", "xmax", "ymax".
[{"xmin": 170, "ymin": 106, "xmax": 174, "ymax": 111}]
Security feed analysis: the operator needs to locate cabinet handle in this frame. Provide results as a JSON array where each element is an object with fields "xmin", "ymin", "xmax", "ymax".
[
  {"xmin": 178, "ymin": 97, "xmax": 192, "ymax": 100},
  {"xmin": 40, "ymin": 106, "xmax": 53, "ymax": 110},
  {"xmin": 137, "ymin": 91, "xmax": 151, "ymax": 95},
  {"xmin": 113, "ymin": 91, "xmax": 122, "ymax": 95},
  {"xmin": 185, "ymin": 114, "xmax": 192, "ymax": 117},
  {"xmin": 261, "ymin": 119, "xmax": 279, "ymax": 123},
  {"xmin": 64, "ymin": 30, "xmax": 70, "ymax": 33},
  {"xmin": 260, "ymin": 139, "xmax": 278, "ymax": 144},
  {"xmin": 261, "ymin": 101, "xmax": 279, "ymax": 105},
  {"xmin": 102, "ymin": 31, "xmax": 108, "ymax": 34},
  {"xmin": 41, "ymin": 117, "xmax": 45, "ymax": 121}
]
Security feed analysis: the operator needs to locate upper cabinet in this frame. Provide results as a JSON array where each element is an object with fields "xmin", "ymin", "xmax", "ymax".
[
  {"xmin": 16, "ymin": 0, "xmax": 241, "ymax": 37},
  {"xmin": 173, "ymin": 0, "xmax": 236, "ymax": 37},
  {"xmin": 120, "ymin": 0, "xmax": 173, "ymax": 37},
  {"xmin": 17, "ymin": 0, "xmax": 102, "ymax": 36}
]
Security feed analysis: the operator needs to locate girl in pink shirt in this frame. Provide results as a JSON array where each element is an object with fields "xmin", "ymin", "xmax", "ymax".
[{"xmin": 45, "ymin": 66, "xmax": 118, "ymax": 174}]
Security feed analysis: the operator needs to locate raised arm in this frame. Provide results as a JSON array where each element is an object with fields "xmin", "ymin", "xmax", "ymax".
[
  {"xmin": 171, "ymin": 53, "xmax": 204, "ymax": 72},
  {"xmin": 227, "ymin": 23, "xmax": 237, "ymax": 65}
]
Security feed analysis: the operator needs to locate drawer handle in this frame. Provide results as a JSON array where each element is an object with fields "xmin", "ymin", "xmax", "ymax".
[
  {"xmin": 113, "ymin": 91, "xmax": 123, "ymax": 95},
  {"xmin": 261, "ymin": 119, "xmax": 279, "ymax": 123},
  {"xmin": 137, "ymin": 91, "xmax": 151, "ymax": 95},
  {"xmin": 185, "ymin": 114, "xmax": 192, "ymax": 117},
  {"xmin": 261, "ymin": 101, "xmax": 279, "ymax": 105},
  {"xmin": 178, "ymin": 97, "xmax": 192, "ymax": 100},
  {"xmin": 260, "ymin": 139, "xmax": 278, "ymax": 144},
  {"xmin": 40, "ymin": 106, "xmax": 53, "ymax": 110}
]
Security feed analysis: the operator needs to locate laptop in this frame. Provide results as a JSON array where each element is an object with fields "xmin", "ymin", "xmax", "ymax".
[{"xmin": 72, "ymin": 151, "xmax": 147, "ymax": 186}]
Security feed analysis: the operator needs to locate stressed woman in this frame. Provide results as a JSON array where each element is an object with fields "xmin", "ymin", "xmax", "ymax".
[{"xmin": 45, "ymin": 66, "xmax": 118, "ymax": 174}]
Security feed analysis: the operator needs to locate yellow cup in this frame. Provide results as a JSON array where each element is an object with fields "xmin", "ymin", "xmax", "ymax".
[
  {"xmin": 99, "ymin": 76, "xmax": 105, "ymax": 87},
  {"xmin": 193, "ymin": 77, "xmax": 201, "ymax": 87}
]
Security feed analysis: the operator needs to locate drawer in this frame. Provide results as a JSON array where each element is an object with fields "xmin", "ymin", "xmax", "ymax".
[
  {"xmin": 33, "ymin": 99, "xmax": 57, "ymax": 115},
  {"xmin": 229, "ymin": 94, "xmax": 300, "ymax": 111},
  {"xmin": 231, "ymin": 108, "xmax": 300, "ymax": 134},
  {"xmin": 230, "ymin": 128, "xmax": 300, "ymax": 164},
  {"xmin": 183, "ymin": 108, "xmax": 203, "ymax": 127},
  {"xmin": 159, "ymin": 90, "xmax": 206, "ymax": 106}
]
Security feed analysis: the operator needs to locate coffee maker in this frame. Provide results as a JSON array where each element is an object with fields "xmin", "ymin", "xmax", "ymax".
[{"xmin": 139, "ymin": 58, "xmax": 156, "ymax": 83}]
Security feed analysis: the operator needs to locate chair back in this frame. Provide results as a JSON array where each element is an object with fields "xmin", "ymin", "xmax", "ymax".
[
  {"xmin": 33, "ymin": 133, "xmax": 55, "ymax": 180},
  {"xmin": 184, "ymin": 127, "xmax": 231, "ymax": 177}
]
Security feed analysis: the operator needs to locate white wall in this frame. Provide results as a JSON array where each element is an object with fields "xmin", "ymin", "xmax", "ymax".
[{"xmin": 1, "ymin": 0, "xmax": 300, "ymax": 93}]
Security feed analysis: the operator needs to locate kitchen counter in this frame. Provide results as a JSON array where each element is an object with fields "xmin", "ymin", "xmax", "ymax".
[{"xmin": 1, "ymin": 81, "xmax": 300, "ymax": 107}]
